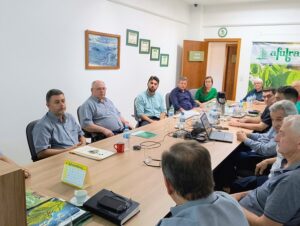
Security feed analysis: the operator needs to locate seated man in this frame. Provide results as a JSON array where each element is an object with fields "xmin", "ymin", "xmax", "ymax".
[
  {"xmin": 0, "ymin": 151, "xmax": 30, "ymax": 178},
  {"xmin": 157, "ymin": 141, "xmax": 248, "ymax": 226},
  {"xmin": 135, "ymin": 76, "xmax": 167, "ymax": 127},
  {"xmin": 229, "ymin": 88, "xmax": 276, "ymax": 132},
  {"xmin": 33, "ymin": 89, "xmax": 86, "ymax": 159},
  {"xmin": 79, "ymin": 80, "xmax": 130, "ymax": 140},
  {"xmin": 169, "ymin": 77, "xmax": 197, "ymax": 112},
  {"xmin": 242, "ymin": 78, "xmax": 264, "ymax": 102},
  {"xmin": 234, "ymin": 115, "xmax": 300, "ymax": 226},
  {"xmin": 275, "ymin": 85, "xmax": 300, "ymax": 113},
  {"xmin": 230, "ymin": 100, "xmax": 298, "ymax": 192}
]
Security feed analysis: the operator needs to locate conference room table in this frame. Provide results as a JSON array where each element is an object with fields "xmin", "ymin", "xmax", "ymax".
[{"xmin": 25, "ymin": 104, "xmax": 265, "ymax": 226}]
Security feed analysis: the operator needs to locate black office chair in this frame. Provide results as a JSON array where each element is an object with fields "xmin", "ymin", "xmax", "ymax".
[
  {"xmin": 165, "ymin": 92, "xmax": 171, "ymax": 112},
  {"xmin": 26, "ymin": 120, "xmax": 39, "ymax": 162},
  {"xmin": 77, "ymin": 106, "xmax": 105, "ymax": 142}
]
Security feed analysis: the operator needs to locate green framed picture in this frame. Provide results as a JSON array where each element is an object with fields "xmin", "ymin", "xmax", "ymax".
[
  {"xmin": 160, "ymin": 54, "xmax": 169, "ymax": 67},
  {"xmin": 139, "ymin": 39, "xmax": 150, "ymax": 54},
  {"xmin": 126, "ymin": 29, "xmax": 139, "ymax": 47},
  {"xmin": 150, "ymin": 47, "xmax": 160, "ymax": 61}
]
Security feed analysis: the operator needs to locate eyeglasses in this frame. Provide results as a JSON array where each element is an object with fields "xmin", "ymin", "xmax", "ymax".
[{"xmin": 263, "ymin": 94, "xmax": 273, "ymax": 99}]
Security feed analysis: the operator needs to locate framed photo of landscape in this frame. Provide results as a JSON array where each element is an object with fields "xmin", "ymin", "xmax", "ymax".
[
  {"xmin": 160, "ymin": 54, "xmax": 169, "ymax": 67},
  {"xmin": 139, "ymin": 39, "xmax": 150, "ymax": 54},
  {"xmin": 126, "ymin": 29, "xmax": 139, "ymax": 47},
  {"xmin": 85, "ymin": 30, "xmax": 120, "ymax": 70},
  {"xmin": 150, "ymin": 47, "xmax": 160, "ymax": 61}
]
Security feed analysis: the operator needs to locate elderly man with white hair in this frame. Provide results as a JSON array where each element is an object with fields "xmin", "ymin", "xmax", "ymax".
[
  {"xmin": 234, "ymin": 114, "xmax": 300, "ymax": 226},
  {"xmin": 79, "ymin": 80, "xmax": 131, "ymax": 141},
  {"xmin": 242, "ymin": 78, "xmax": 264, "ymax": 102}
]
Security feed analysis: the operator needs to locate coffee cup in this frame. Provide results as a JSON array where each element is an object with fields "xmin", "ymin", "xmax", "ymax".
[
  {"xmin": 74, "ymin": 190, "xmax": 87, "ymax": 205},
  {"xmin": 114, "ymin": 142, "xmax": 125, "ymax": 153}
]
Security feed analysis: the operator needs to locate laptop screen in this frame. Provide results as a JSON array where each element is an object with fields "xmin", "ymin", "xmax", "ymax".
[{"xmin": 200, "ymin": 113, "xmax": 212, "ymax": 136}]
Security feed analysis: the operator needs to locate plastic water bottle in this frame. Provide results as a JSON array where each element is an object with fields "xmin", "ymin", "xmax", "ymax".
[
  {"xmin": 247, "ymin": 96, "xmax": 253, "ymax": 111},
  {"xmin": 123, "ymin": 125, "xmax": 131, "ymax": 151},
  {"xmin": 168, "ymin": 105, "xmax": 174, "ymax": 117},
  {"xmin": 179, "ymin": 112, "xmax": 185, "ymax": 130},
  {"xmin": 209, "ymin": 108, "xmax": 218, "ymax": 125}
]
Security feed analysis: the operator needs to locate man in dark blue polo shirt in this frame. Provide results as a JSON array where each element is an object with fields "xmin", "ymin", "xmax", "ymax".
[{"xmin": 169, "ymin": 77, "xmax": 197, "ymax": 112}]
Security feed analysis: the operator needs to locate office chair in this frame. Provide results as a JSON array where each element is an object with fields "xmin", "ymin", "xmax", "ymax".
[
  {"xmin": 189, "ymin": 88, "xmax": 197, "ymax": 100},
  {"xmin": 26, "ymin": 120, "xmax": 39, "ymax": 162},
  {"xmin": 77, "ymin": 106, "xmax": 105, "ymax": 142},
  {"xmin": 132, "ymin": 97, "xmax": 140, "ymax": 128},
  {"xmin": 165, "ymin": 92, "xmax": 171, "ymax": 112}
]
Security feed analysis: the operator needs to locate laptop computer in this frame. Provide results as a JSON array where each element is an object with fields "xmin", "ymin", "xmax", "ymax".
[{"xmin": 200, "ymin": 113, "xmax": 233, "ymax": 143}]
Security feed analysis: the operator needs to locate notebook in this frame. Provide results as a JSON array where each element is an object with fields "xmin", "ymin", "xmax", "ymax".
[
  {"xmin": 200, "ymin": 113, "xmax": 233, "ymax": 143},
  {"xmin": 70, "ymin": 145, "xmax": 115, "ymax": 160},
  {"xmin": 83, "ymin": 189, "xmax": 140, "ymax": 225}
]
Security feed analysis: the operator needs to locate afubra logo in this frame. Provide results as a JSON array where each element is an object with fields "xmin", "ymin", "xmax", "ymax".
[{"xmin": 257, "ymin": 47, "xmax": 300, "ymax": 63}]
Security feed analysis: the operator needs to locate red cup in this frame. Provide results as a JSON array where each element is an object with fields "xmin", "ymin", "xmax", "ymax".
[{"xmin": 114, "ymin": 142, "xmax": 125, "ymax": 153}]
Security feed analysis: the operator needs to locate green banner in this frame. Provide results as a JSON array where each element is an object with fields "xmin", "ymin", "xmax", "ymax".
[{"xmin": 248, "ymin": 42, "xmax": 300, "ymax": 91}]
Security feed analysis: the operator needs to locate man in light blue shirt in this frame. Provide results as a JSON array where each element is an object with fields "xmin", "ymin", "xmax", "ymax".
[
  {"xmin": 135, "ymin": 76, "xmax": 166, "ymax": 127},
  {"xmin": 157, "ymin": 141, "xmax": 248, "ymax": 226},
  {"xmin": 79, "ymin": 80, "xmax": 130, "ymax": 140},
  {"xmin": 33, "ymin": 89, "xmax": 86, "ymax": 159}
]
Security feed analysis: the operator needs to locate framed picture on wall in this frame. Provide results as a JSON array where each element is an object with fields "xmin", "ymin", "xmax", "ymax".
[
  {"xmin": 85, "ymin": 30, "xmax": 120, "ymax": 70},
  {"xmin": 150, "ymin": 47, "xmax": 160, "ymax": 61},
  {"xmin": 160, "ymin": 54, "xmax": 169, "ymax": 67},
  {"xmin": 126, "ymin": 29, "xmax": 139, "ymax": 46},
  {"xmin": 139, "ymin": 39, "xmax": 150, "ymax": 54}
]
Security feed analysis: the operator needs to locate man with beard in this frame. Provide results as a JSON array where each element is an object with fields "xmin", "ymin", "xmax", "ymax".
[
  {"xmin": 33, "ymin": 89, "xmax": 86, "ymax": 159},
  {"xmin": 135, "ymin": 76, "xmax": 167, "ymax": 127}
]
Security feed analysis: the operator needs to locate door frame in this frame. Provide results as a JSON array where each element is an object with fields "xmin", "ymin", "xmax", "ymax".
[{"xmin": 204, "ymin": 38, "xmax": 241, "ymax": 100}]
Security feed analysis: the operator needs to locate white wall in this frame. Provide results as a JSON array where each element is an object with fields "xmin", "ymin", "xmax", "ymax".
[
  {"xmin": 0, "ymin": 0, "xmax": 189, "ymax": 164},
  {"xmin": 207, "ymin": 42, "xmax": 227, "ymax": 91},
  {"xmin": 200, "ymin": 0, "xmax": 300, "ymax": 100}
]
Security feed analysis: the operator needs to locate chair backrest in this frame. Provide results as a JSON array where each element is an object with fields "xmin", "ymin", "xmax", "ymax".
[
  {"xmin": 26, "ymin": 120, "xmax": 39, "ymax": 162},
  {"xmin": 132, "ymin": 97, "xmax": 140, "ymax": 128},
  {"xmin": 189, "ymin": 88, "xmax": 197, "ymax": 100},
  {"xmin": 77, "ymin": 106, "xmax": 92, "ymax": 139},
  {"xmin": 165, "ymin": 92, "xmax": 171, "ymax": 111}
]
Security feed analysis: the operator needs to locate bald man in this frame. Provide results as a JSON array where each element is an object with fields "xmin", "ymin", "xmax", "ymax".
[{"xmin": 79, "ymin": 80, "xmax": 130, "ymax": 140}]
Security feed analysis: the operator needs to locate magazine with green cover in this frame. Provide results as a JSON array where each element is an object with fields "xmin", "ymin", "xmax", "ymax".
[
  {"xmin": 26, "ymin": 190, "xmax": 51, "ymax": 210},
  {"xmin": 27, "ymin": 197, "xmax": 91, "ymax": 226}
]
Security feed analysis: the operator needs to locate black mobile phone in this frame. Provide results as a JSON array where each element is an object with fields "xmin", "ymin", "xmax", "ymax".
[{"xmin": 97, "ymin": 196, "xmax": 128, "ymax": 213}]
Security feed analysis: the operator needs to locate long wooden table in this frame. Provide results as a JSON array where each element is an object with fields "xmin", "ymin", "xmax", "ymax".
[{"xmin": 25, "ymin": 108, "xmax": 263, "ymax": 226}]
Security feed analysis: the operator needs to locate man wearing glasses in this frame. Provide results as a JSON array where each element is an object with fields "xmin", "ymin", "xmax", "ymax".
[
  {"xmin": 157, "ymin": 141, "xmax": 248, "ymax": 226},
  {"xmin": 230, "ymin": 88, "xmax": 276, "ymax": 133},
  {"xmin": 79, "ymin": 80, "xmax": 131, "ymax": 141},
  {"xmin": 135, "ymin": 76, "xmax": 167, "ymax": 127}
]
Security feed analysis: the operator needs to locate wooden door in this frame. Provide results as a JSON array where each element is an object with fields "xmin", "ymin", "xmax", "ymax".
[
  {"xmin": 181, "ymin": 40, "xmax": 208, "ymax": 89},
  {"xmin": 223, "ymin": 44, "xmax": 237, "ymax": 101}
]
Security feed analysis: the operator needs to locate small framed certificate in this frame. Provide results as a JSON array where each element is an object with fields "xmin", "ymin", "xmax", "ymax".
[
  {"xmin": 139, "ymin": 39, "xmax": 150, "ymax": 54},
  {"xmin": 150, "ymin": 47, "xmax": 160, "ymax": 61},
  {"xmin": 126, "ymin": 29, "xmax": 139, "ymax": 47}
]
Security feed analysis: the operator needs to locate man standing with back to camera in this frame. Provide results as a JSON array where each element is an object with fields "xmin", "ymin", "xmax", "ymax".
[{"xmin": 157, "ymin": 141, "xmax": 248, "ymax": 226}]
